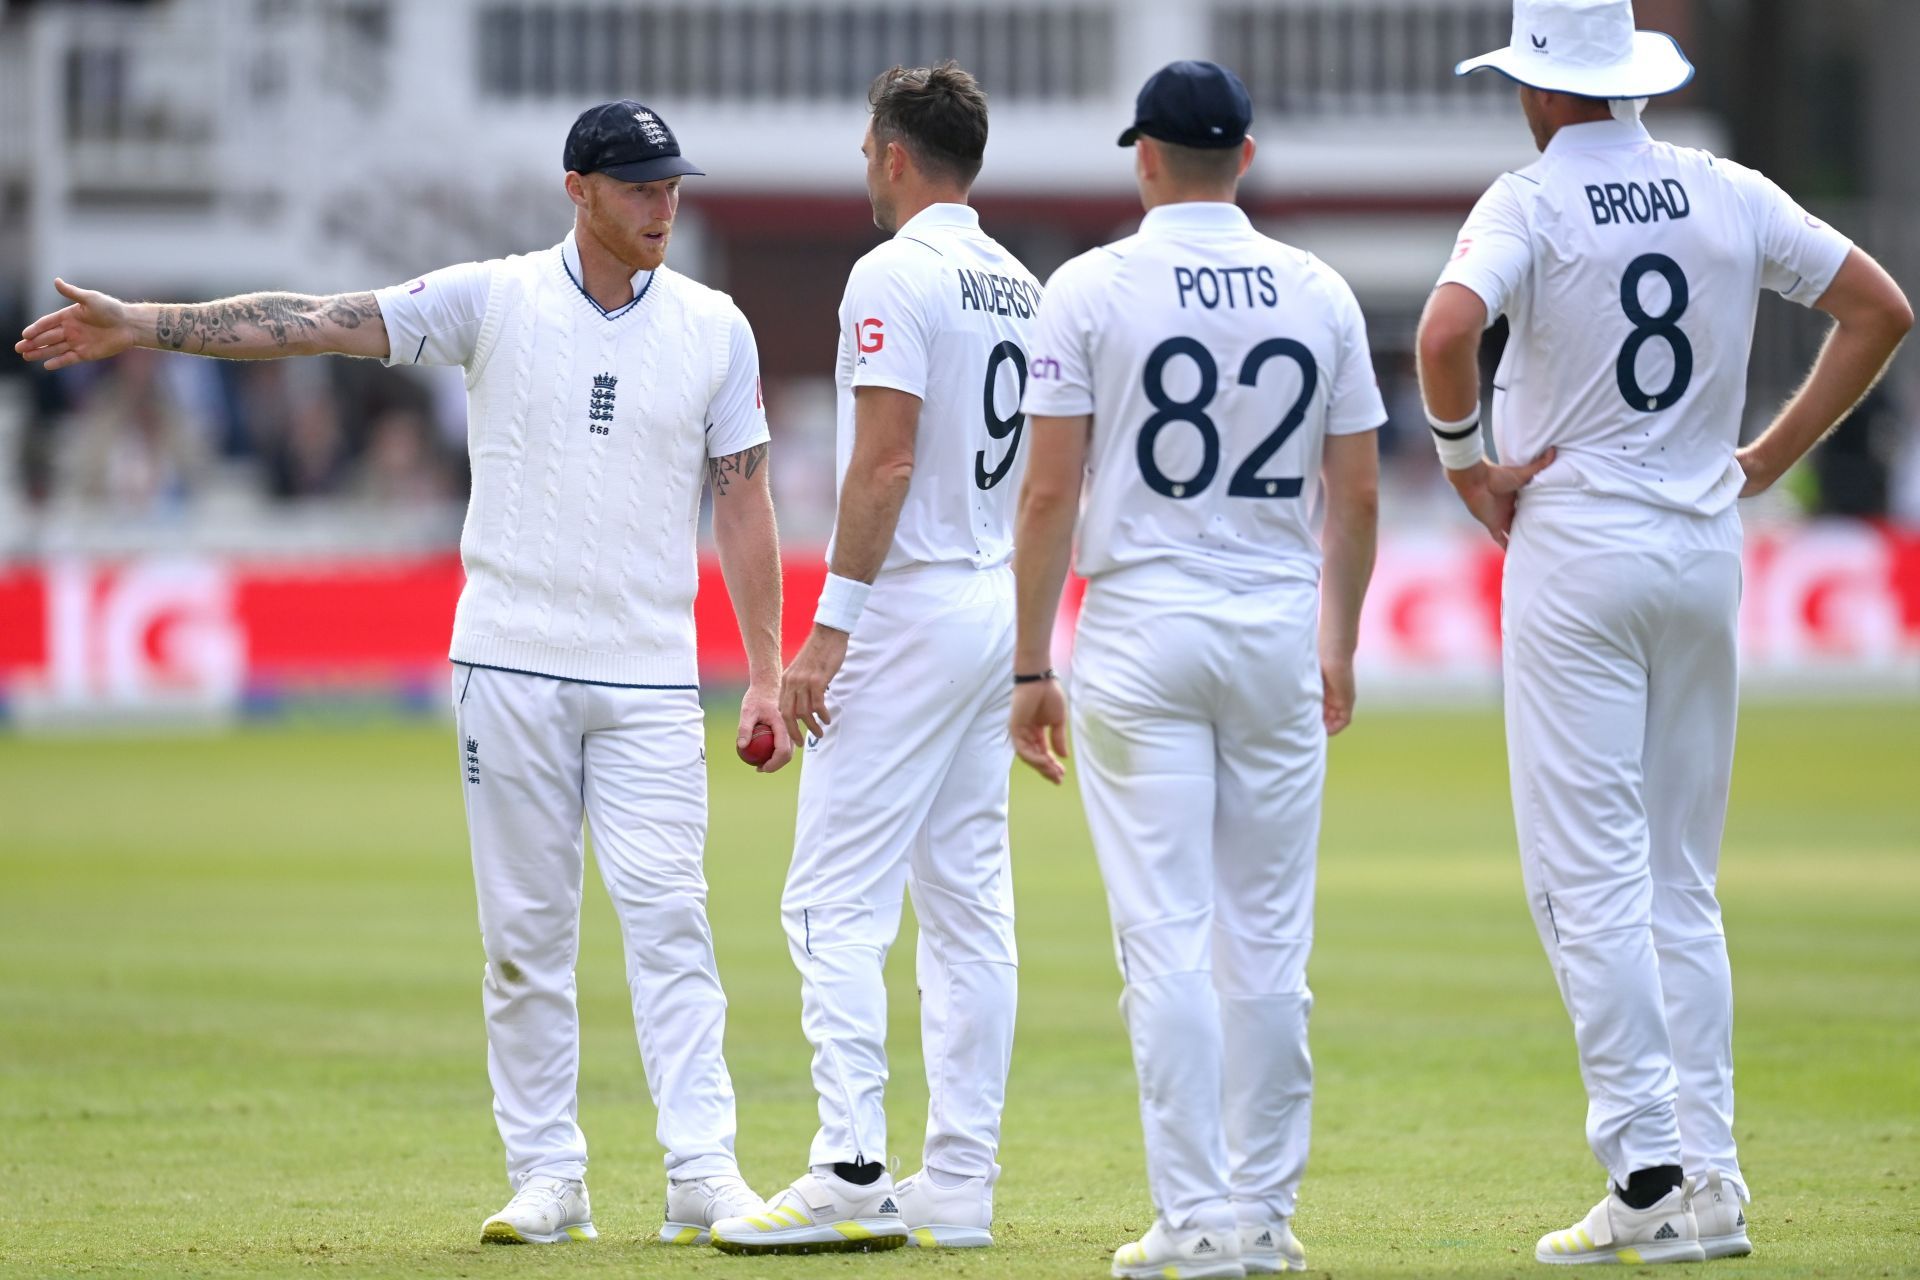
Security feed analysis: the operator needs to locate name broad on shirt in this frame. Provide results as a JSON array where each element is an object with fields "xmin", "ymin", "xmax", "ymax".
[{"xmin": 1586, "ymin": 179, "xmax": 1692, "ymax": 227}]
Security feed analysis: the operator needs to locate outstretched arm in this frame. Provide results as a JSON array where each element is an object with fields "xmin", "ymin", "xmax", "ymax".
[
  {"xmin": 15, "ymin": 278, "xmax": 391, "ymax": 370},
  {"xmin": 1737, "ymin": 247, "xmax": 1914, "ymax": 496},
  {"xmin": 709, "ymin": 442, "xmax": 793, "ymax": 774}
]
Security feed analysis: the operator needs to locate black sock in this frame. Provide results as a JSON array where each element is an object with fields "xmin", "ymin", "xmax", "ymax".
[
  {"xmin": 1614, "ymin": 1165, "xmax": 1683, "ymax": 1210},
  {"xmin": 833, "ymin": 1160, "xmax": 884, "ymax": 1186}
]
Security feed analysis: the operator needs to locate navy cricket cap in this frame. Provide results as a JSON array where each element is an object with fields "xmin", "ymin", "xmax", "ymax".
[
  {"xmin": 563, "ymin": 100, "xmax": 706, "ymax": 182},
  {"xmin": 1118, "ymin": 60, "xmax": 1253, "ymax": 149}
]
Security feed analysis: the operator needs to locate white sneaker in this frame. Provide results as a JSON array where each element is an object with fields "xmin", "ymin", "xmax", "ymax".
[
  {"xmin": 480, "ymin": 1175, "xmax": 596, "ymax": 1245},
  {"xmin": 660, "ymin": 1172, "xmax": 766, "ymax": 1245},
  {"xmin": 897, "ymin": 1165, "xmax": 997, "ymax": 1248},
  {"xmin": 1111, "ymin": 1220, "xmax": 1245, "ymax": 1279},
  {"xmin": 1687, "ymin": 1171, "xmax": 1752, "ymax": 1260},
  {"xmin": 710, "ymin": 1169, "xmax": 908, "ymax": 1254},
  {"xmin": 1536, "ymin": 1183, "xmax": 1705, "ymax": 1265},
  {"xmin": 1240, "ymin": 1218, "xmax": 1306, "ymax": 1273}
]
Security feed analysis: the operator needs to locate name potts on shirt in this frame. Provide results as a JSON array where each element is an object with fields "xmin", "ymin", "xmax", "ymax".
[
  {"xmin": 1586, "ymin": 180, "xmax": 1692, "ymax": 226},
  {"xmin": 958, "ymin": 268, "xmax": 1041, "ymax": 319},
  {"xmin": 1175, "ymin": 265, "xmax": 1280, "ymax": 310}
]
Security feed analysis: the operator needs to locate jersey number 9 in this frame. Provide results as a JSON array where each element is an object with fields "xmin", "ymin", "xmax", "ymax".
[
  {"xmin": 975, "ymin": 340, "xmax": 1028, "ymax": 491},
  {"xmin": 1137, "ymin": 336, "xmax": 1317, "ymax": 500}
]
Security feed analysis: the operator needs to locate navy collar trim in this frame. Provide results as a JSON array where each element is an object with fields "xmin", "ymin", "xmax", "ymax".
[{"xmin": 560, "ymin": 250, "xmax": 652, "ymax": 320}]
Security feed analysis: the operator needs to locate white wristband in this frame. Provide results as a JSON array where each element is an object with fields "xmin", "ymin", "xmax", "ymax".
[
  {"xmin": 814, "ymin": 573, "xmax": 872, "ymax": 634},
  {"xmin": 1427, "ymin": 405, "xmax": 1486, "ymax": 471}
]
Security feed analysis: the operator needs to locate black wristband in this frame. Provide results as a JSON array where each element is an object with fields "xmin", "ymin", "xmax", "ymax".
[{"xmin": 1012, "ymin": 669, "xmax": 1056, "ymax": 686}]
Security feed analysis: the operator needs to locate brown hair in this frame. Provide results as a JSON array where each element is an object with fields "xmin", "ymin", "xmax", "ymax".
[
  {"xmin": 868, "ymin": 61, "xmax": 990, "ymax": 187},
  {"xmin": 1152, "ymin": 138, "xmax": 1245, "ymax": 190}
]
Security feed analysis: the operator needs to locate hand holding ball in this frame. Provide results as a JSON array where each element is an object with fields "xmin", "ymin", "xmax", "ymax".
[{"xmin": 738, "ymin": 722, "xmax": 777, "ymax": 767}]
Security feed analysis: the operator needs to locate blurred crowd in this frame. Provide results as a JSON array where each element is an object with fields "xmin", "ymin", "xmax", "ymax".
[
  {"xmin": 3, "ymin": 323, "xmax": 1915, "ymax": 532},
  {"xmin": 10, "ymin": 349, "xmax": 468, "ymax": 515}
]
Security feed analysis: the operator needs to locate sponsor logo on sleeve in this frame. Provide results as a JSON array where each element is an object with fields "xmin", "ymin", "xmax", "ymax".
[
  {"xmin": 856, "ymin": 317, "xmax": 886, "ymax": 354},
  {"xmin": 407, "ymin": 279, "xmax": 426, "ymax": 294}
]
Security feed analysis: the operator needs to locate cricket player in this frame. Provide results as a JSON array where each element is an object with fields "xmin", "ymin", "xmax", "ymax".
[
  {"xmin": 15, "ymin": 101, "xmax": 790, "ymax": 1247},
  {"xmin": 1011, "ymin": 60, "xmax": 1384, "ymax": 1280},
  {"xmin": 711, "ymin": 63, "xmax": 1036, "ymax": 1255},
  {"xmin": 1417, "ymin": 0, "xmax": 1913, "ymax": 1265}
]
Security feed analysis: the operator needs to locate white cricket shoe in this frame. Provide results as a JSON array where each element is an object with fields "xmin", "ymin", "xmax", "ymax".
[
  {"xmin": 1239, "ymin": 1218, "xmax": 1306, "ymax": 1273},
  {"xmin": 1536, "ymin": 1183, "xmax": 1705, "ymax": 1265},
  {"xmin": 479, "ymin": 1174, "xmax": 596, "ymax": 1245},
  {"xmin": 1111, "ymin": 1220, "xmax": 1245, "ymax": 1279},
  {"xmin": 660, "ymin": 1172, "xmax": 766, "ymax": 1245},
  {"xmin": 897, "ymin": 1164, "xmax": 997, "ymax": 1248},
  {"xmin": 710, "ymin": 1169, "xmax": 908, "ymax": 1254},
  {"xmin": 1687, "ymin": 1171, "xmax": 1752, "ymax": 1260}
]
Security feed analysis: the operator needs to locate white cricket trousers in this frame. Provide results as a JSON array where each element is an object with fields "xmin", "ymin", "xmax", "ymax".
[
  {"xmin": 1504, "ymin": 491, "xmax": 1747, "ymax": 1200},
  {"xmin": 451, "ymin": 663, "xmax": 740, "ymax": 1189},
  {"xmin": 782, "ymin": 561, "xmax": 1017, "ymax": 1179},
  {"xmin": 1071, "ymin": 562, "xmax": 1324, "ymax": 1234}
]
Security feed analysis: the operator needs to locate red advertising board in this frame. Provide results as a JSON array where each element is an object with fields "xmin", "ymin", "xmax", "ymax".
[{"xmin": 1, "ymin": 524, "xmax": 1916, "ymax": 722}]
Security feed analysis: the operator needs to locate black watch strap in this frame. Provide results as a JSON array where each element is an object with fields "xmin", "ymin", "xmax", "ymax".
[{"xmin": 1013, "ymin": 669, "xmax": 1057, "ymax": 686}]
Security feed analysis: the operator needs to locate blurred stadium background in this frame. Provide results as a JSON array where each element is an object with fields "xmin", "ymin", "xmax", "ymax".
[
  {"xmin": 1, "ymin": 0, "xmax": 1916, "ymax": 720},
  {"xmin": 2, "ymin": 4, "xmax": 1917, "ymax": 1276}
]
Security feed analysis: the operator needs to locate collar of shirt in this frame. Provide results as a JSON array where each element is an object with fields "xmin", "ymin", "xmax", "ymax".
[
  {"xmin": 1140, "ymin": 201, "xmax": 1254, "ymax": 238},
  {"xmin": 560, "ymin": 230, "xmax": 656, "ymax": 315},
  {"xmin": 1545, "ymin": 118, "xmax": 1654, "ymax": 155},
  {"xmin": 895, "ymin": 202, "xmax": 981, "ymax": 239}
]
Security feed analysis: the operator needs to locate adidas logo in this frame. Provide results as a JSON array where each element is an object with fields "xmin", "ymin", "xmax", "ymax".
[
  {"xmin": 1654, "ymin": 1223, "xmax": 1679, "ymax": 1241},
  {"xmin": 878, "ymin": 1197, "xmax": 897, "ymax": 1215},
  {"xmin": 1194, "ymin": 1237, "xmax": 1215, "ymax": 1254},
  {"xmin": 1255, "ymin": 1231, "xmax": 1273, "ymax": 1246},
  {"xmin": 1735, "ymin": 1210, "xmax": 1746, "ymax": 1227}
]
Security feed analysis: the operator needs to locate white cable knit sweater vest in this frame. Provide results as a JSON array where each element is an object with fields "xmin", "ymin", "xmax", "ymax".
[{"xmin": 451, "ymin": 250, "xmax": 734, "ymax": 685}]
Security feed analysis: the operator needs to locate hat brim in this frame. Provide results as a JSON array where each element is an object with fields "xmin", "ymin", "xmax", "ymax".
[
  {"xmin": 593, "ymin": 154, "xmax": 706, "ymax": 183},
  {"xmin": 1455, "ymin": 30, "xmax": 1693, "ymax": 99},
  {"xmin": 1117, "ymin": 123, "xmax": 1245, "ymax": 149}
]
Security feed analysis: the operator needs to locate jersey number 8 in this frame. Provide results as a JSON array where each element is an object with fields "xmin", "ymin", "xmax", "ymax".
[
  {"xmin": 1137, "ymin": 336, "xmax": 1318, "ymax": 500},
  {"xmin": 1616, "ymin": 253, "xmax": 1694, "ymax": 412}
]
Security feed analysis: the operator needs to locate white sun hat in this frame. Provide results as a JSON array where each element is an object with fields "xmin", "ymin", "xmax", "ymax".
[{"xmin": 1456, "ymin": 0, "xmax": 1694, "ymax": 99}]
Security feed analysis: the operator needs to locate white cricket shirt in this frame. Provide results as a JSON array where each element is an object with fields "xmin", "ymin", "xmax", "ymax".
[
  {"xmin": 1438, "ymin": 118, "xmax": 1852, "ymax": 516},
  {"xmin": 832, "ymin": 203, "xmax": 1042, "ymax": 573},
  {"xmin": 374, "ymin": 231, "xmax": 769, "ymax": 686},
  {"xmin": 1022, "ymin": 201, "xmax": 1386, "ymax": 587}
]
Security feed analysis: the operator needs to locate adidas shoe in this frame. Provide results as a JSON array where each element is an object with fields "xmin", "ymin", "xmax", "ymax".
[
  {"xmin": 1536, "ymin": 1183, "xmax": 1705, "ymax": 1265},
  {"xmin": 1687, "ymin": 1171, "xmax": 1752, "ymax": 1260},
  {"xmin": 480, "ymin": 1174, "xmax": 597, "ymax": 1245},
  {"xmin": 710, "ymin": 1169, "xmax": 908, "ymax": 1254},
  {"xmin": 1240, "ymin": 1218, "xmax": 1306, "ymax": 1273},
  {"xmin": 897, "ymin": 1164, "xmax": 997, "ymax": 1248},
  {"xmin": 660, "ymin": 1172, "xmax": 766, "ymax": 1246},
  {"xmin": 1111, "ymin": 1220, "xmax": 1245, "ymax": 1279}
]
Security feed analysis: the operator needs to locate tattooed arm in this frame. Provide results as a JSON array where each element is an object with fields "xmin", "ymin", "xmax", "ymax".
[
  {"xmin": 15, "ymin": 278, "xmax": 390, "ymax": 371},
  {"xmin": 708, "ymin": 441, "xmax": 792, "ymax": 772}
]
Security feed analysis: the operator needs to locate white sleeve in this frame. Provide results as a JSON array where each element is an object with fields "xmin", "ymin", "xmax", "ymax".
[
  {"xmin": 706, "ymin": 307, "xmax": 772, "ymax": 459},
  {"xmin": 842, "ymin": 250, "xmax": 932, "ymax": 400},
  {"xmin": 1734, "ymin": 164, "xmax": 1854, "ymax": 307},
  {"xmin": 1435, "ymin": 176, "xmax": 1534, "ymax": 323},
  {"xmin": 373, "ymin": 260, "xmax": 493, "ymax": 368},
  {"xmin": 1326, "ymin": 279, "xmax": 1388, "ymax": 436},
  {"xmin": 1020, "ymin": 256, "xmax": 1098, "ymax": 417}
]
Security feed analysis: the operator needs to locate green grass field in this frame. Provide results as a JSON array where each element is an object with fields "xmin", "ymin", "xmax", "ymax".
[{"xmin": 1, "ymin": 704, "xmax": 1915, "ymax": 1279}]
